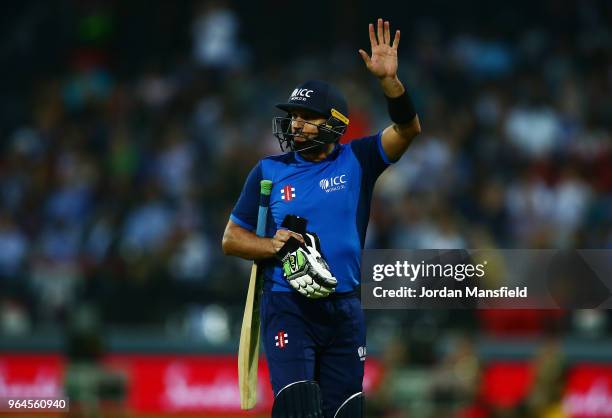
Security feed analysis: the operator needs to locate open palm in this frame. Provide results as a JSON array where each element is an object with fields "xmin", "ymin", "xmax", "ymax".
[{"xmin": 359, "ymin": 19, "xmax": 400, "ymax": 80}]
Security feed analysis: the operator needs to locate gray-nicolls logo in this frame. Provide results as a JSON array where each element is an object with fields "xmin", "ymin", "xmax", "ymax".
[
  {"xmin": 319, "ymin": 174, "xmax": 347, "ymax": 192},
  {"xmin": 358, "ymin": 346, "xmax": 367, "ymax": 361}
]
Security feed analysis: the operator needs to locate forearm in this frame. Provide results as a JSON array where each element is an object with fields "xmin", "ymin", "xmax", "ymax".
[
  {"xmin": 381, "ymin": 76, "xmax": 421, "ymax": 138},
  {"xmin": 222, "ymin": 224, "xmax": 275, "ymax": 261},
  {"xmin": 379, "ymin": 75, "xmax": 421, "ymax": 160}
]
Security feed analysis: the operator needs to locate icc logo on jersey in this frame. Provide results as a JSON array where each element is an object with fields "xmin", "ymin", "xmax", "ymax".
[{"xmin": 319, "ymin": 174, "xmax": 347, "ymax": 193}]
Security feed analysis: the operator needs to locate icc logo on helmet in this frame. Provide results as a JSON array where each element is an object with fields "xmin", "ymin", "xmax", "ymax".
[
  {"xmin": 291, "ymin": 88, "xmax": 313, "ymax": 98},
  {"xmin": 290, "ymin": 89, "xmax": 314, "ymax": 101},
  {"xmin": 319, "ymin": 175, "xmax": 347, "ymax": 192}
]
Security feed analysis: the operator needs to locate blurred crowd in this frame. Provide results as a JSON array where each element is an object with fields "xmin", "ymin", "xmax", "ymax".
[{"xmin": 0, "ymin": 0, "xmax": 611, "ymax": 342}]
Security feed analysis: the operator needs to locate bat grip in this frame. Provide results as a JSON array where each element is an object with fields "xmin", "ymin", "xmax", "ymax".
[
  {"xmin": 256, "ymin": 205, "xmax": 268, "ymax": 237},
  {"xmin": 255, "ymin": 180, "xmax": 272, "ymax": 237}
]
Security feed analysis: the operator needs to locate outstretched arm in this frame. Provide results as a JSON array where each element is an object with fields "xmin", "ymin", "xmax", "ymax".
[{"xmin": 359, "ymin": 18, "xmax": 421, "ymax": 161}]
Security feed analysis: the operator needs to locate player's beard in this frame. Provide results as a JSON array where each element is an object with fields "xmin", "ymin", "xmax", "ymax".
[
  {"xmin": 294, "ymin": 140, "xmax": 328, "ymax": 160},
  {"xmin": 295, "ymin": 139, "xmax": 323, "ymax": 152},
  {"xmin": 292, "ymin": 130, "xmax": 325, "ymax": 153}
]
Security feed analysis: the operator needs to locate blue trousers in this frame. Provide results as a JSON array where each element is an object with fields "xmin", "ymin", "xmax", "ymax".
[{"xmin": 261, "ymin": 288, "xmax": 366, "ymax": 418}]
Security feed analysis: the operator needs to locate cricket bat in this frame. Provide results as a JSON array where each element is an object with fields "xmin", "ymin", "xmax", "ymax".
[{"xmin": 238, "ymin": 179, "xmax": 272, "ymax": 409}]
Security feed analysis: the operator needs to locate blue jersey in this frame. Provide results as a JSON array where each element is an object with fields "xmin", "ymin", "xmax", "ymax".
[{"xmin": 231, "ymin": 132, "xmax": 394, "ymax": 292}]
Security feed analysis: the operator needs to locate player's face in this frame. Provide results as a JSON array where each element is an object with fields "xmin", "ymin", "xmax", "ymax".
[{"xmin": 290, "ymin": 110, "xmax": 327, "ymax": 143}]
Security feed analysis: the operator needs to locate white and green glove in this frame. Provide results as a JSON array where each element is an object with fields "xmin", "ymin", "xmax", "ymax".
[{"xmin": 277, "ymin": 232, "xmax": 337, "ymax": 299}]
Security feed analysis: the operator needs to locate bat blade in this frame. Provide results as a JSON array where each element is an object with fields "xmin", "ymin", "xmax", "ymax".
[
  {"xmin": 238, "ymin": 179, "xmax": 271, "ymax": 410},
  {"xmin": 238, "ymin": 262, "xmax": 262, "ymax": 409}
]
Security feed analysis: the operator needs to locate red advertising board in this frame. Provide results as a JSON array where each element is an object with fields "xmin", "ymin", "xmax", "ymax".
[
  {"xmin": 104, "ymin": 354, "xmax": 383, "ymax": 415},
  {"xmin": 563, "ymin": 365, "xmax": 612, "ymax": 418},
  {"xmin": 104, "ymin": 354, "xmax": 273, "ymax": 414},
  {"xmin": 0, "ymin": 354, "xmax": 65, "ymax": 399},
  {"xmin": 5, "ymin": 352, "xmax": 611, "ymax": 417},
  {"xmin": 480, "ymin": 362, "xmax": 534, "ymax": 408},
  {"xmin": 0, "ymin": 352, "xmax": 383, "ymax": 415}
]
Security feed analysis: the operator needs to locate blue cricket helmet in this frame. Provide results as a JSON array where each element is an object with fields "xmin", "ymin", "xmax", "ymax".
[{"xmin": 273, "ymin": 80, "xmax": 350, "ymax": 152}]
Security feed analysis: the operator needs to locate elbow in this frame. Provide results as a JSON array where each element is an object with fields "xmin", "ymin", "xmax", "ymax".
[
  {"xmin": 221, "ymin": 233, "xmax": 233, "ymax": 256},
  {"xmin": 397, "ymin": 116, "xmax": 421, "ymax": 140},
  {"xmin": 412, "ymin": 116, "xmax": 422, "ymax": 136}
]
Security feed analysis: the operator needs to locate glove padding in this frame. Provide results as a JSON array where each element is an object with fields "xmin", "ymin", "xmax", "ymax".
[{"xmin": 277, "ymin": 232, "xmax": 337, "ymax": 299}]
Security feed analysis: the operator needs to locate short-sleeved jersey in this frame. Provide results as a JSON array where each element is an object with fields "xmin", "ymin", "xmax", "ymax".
[{"xmin": 231, "ymin": 132, "xmax": 394, "ymax": 292}]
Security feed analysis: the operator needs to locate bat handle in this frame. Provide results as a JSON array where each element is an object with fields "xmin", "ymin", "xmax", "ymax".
[{"xmin": 256, "ymin": 180, "xmax": 272, "ymax": 237}]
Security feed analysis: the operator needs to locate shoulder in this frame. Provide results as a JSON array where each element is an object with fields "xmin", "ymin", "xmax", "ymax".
[
  {"xmin": 262, "ymin": 152, "xmax": 296, "ymax": 164},
  {"xmin": 347, "ymin": 131, "xmax": 386, "ymax": 159},
  {"xmin": 344, "ymin": 131, "xmax": 395, "ymax": 174},
  {"xmin": 257, "ymin": 152, "xmax": 298, "ymax": 179},
  {"xmin": 347, "ymin": 132, "xmax": 383, "ymax": 150}
]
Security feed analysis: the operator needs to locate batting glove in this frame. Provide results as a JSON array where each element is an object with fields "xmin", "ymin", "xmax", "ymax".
[{"xmin": 277, "ymin": 233, "xmax": 337, "ymax": 298}]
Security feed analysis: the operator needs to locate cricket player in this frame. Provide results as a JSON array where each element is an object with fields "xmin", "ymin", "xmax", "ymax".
[{"xmin": 222, "ymin": 19, "xmax": 421, "ymax": 417}]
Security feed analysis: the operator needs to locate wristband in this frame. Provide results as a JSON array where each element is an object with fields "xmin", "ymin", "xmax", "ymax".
[{"xmin": 385, "ymin": 91, "xmax": 417, "ymax": 124}]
